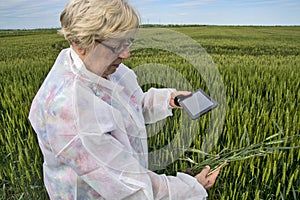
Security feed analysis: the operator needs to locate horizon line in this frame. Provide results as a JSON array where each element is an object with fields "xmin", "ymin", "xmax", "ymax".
[{"xmin": 1, "ymin": 24, "xmax": 300, "ymax": 30}]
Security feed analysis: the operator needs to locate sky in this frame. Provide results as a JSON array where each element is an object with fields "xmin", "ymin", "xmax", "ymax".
[{"xmin": 0, "ymin": 0, "xmax": 299, "ymax": 29}]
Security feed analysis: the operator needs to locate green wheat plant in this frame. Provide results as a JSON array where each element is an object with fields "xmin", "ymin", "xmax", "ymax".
[
  {"xmin": 1, "ymin": 26, "xmax": 299, "ymax": 199},
  {"xmin": 182, "ymin": 131, "xmax": 300, "ymax": 176}
]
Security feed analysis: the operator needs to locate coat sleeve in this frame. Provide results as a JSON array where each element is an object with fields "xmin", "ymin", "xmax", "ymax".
[
  {"xmin": 42, "ymin": 83, "xmax": 207, "ymax": 200},
  {"xmin": 141, "ymin": 88, "xmax": 177, "ymax": 124},
  {"xmin": 110, "ymin": 64, "xmax": 176, "ymax": 124}
]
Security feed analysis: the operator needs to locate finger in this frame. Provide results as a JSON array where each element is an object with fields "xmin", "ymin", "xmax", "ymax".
[
  {"xmin": 204, "ymin": 179, "xmax": 210, "ymax": 187},
  {"xmin": 204, "ymin": 178, "xmax": 216, "ymax": 189},
  {"xmin": 204, "ymin": 175, "xmax": 219, "ymax": 189},
  {"xmin": 176, "ymin": 91, "xmax": 192, "ymax": 96},
  {"xmin": 205, "ymin": 181, "xmax": 214, "ymax": 189},
  {"xmin": 211, "ymin": 168, "xmax": 220, "ymax": 178},
  {"xmin": 205, "ymin": 169, "xmax": 220, "ymax": 189},
  {"xmin": 171, "ymin": 91, "xmax": 192, "ymax": 98},
  {"xmin": 207, "ymin": 168, "xmax": 220, "ymax": 178},
  {"xmin": 194, "ymin": 166, "xmax": 210, "ymax": 181},
  {"xmin": 200, "ymin": 165, "xmax": 211, "ymax": 176}
]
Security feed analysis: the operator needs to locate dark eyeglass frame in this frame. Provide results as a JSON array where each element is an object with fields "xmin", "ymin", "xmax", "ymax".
[{"xmin": 95, "ymin": 38, "xmax": 135, "ymax": 54}]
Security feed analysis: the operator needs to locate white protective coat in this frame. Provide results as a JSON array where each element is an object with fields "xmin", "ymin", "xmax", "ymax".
[{"xmin": 28, "ymin": 48, "xmax": 208, "ymax": 200}]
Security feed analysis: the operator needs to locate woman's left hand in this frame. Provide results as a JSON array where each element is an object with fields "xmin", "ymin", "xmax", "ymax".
[
  {"xmin": 169, "ymin": 91, "xmax": 192, "ymax": 108},
  {"xmin": 195, "ymin": 166, "xmax": 220, "ymax": 189}
]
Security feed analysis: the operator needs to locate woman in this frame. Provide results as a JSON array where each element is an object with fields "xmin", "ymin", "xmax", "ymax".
[{"xmin": 29, "ymin": 0, "xmax": 219, "ymax": 199}]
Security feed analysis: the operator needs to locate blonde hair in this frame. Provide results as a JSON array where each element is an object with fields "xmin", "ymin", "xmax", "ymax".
[{"xmin": 59, "ymin": 0, "xmax": 140, "ymax": 50}]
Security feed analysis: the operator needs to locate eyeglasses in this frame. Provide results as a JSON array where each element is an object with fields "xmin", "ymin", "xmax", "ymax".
[{"xmin": 95, "ymin": 38, "xmax": 135, "ymax": 54}]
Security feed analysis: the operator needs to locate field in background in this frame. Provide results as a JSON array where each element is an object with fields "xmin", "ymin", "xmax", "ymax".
[{"xmin": 0, "ymin": 26, "xmax": 299, "ymax": 199}]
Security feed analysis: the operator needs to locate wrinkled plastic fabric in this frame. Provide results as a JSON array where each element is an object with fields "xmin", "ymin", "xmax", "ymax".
[{"xmin": 28, "ymin": 48, "xmax": 208, "ymax": 200}]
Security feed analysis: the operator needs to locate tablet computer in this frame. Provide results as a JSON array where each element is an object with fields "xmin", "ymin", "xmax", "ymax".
[{"xmin": 174, "ymin": 89, "xmax": 218, "ymax": 120}]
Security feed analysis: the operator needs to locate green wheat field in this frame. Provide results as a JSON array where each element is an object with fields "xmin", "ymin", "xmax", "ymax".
[{"xmin": 0, "ymin": 26, "xmax": 299, "ymax": 199}]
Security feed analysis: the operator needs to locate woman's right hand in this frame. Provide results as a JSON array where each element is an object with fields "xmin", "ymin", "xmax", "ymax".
[{"xmin": 195, "ymin": 166, "xmax": 220, "ymax": 189}]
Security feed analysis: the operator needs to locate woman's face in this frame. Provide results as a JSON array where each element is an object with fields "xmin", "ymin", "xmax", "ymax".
[
  {"xmin": 80, "ymin": 38, "xmax": 133, "ymax": 78},
  {"xmin": 99, "ymin": 38, "xmax": 133, "ymax": 77},
  {"xmin": 101, "ymin": 50, "xmax": 130, "ymax": 78}
]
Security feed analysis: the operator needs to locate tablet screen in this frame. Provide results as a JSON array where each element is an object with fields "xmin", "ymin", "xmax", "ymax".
[{"xmin": 180, "ymin": 89, "xmax": 218, "ymax": 119}]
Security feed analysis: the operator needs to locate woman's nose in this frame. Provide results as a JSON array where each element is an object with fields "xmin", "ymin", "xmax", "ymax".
[{"xmin": 119, "ymin": 48, "xmax": 131, "ymax": 59}]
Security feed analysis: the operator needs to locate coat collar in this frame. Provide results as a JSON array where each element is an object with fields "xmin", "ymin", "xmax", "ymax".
[{"xmin": 69, "ymin": 47, "xmax": 124, "ymax": 93}]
